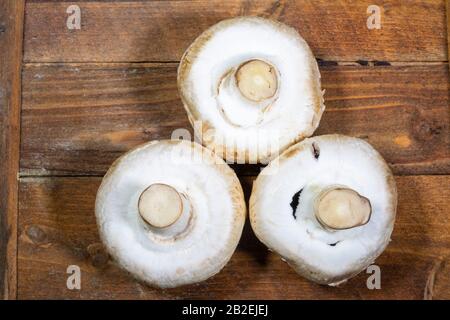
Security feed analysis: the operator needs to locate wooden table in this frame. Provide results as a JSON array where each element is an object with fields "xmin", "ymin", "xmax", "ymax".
[{"xmin": 1, "ymin": 0, "xmax": 449, "ymax": 300}]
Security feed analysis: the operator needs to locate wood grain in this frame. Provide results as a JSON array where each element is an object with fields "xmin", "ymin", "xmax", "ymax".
[
  {"xmin": 20, "ymin": 63, "xmax": 450, "ymax": 176},
  {"xmin": 17, "ymin": 175, "xmax": 450, "ymax": 299},
  {"xmin": 14, "ymin": 0, "xmax": 450, "ymax": 301},
  {"xmin": 23, "ymin": 0, "xmax": 448, "ymax": 63},
  {"xmin": 447, "ymin": 0, "xmax": 450, "ymax": 70},
  {"xmin": 0, "ymin": 0, "xmax": 25, "ymax": 300}
]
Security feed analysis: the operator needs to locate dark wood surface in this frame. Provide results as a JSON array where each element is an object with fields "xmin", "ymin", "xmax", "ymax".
[
  {"xmin": 20, "ymin": 63, "xmax": 449, "ymax": 176},
  {"xmin": 17, "ymin": 175, "xmax": 450, "ymax": 299},
  {"xmin": 0, "ymin": 0, "xmax": 25, "ymax": 300},
  {"xmin": 1, "ymin": 0, "xmax": 449, "ymax": 299},
  {"xmin": 448, "ymin": 0, "xmax": 450, "ymax": 70},
  {"xmin": 23, "ymin": 0, "xmax": 447, "ymax": 62}
]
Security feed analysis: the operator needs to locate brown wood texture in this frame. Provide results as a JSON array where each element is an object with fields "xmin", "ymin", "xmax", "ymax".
[
  {"xmin": 23, "ymin": 0, "xmax": 448, "ymax": 63},
  {"xmin": 13, "ymin": 0, "xmax": 450, "ymax": 300},
  {"xmin": 20, "ymin": 63, "xmax": 450, "ymax": 176},
  {"xmin": 447, "ymin": 0, "xmax": 450, "ymax": 69},
  {"xmin": 0, "ymin": 0, "xmax": 25, "ymax": 300},
  {"xmin": 17, "ymin": 175, "xmax": 450, "ymax": 300}
]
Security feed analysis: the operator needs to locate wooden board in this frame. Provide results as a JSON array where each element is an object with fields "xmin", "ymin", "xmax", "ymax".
[
  {"xmin": 448, "ymin": 0, "xmax": 450, "ymax": 69},
  {"xmin": 2, "ymin": 0, "xmax": 449, "ymax": 300},
  {"xmin": 0, "ymin": 0, "xmax": 25, "ymax": 300},
  {"xmin": 20, "ymin": 63, "xmax": 450, "ymax": 176},
  {"xmin": 17, "ymin": 175, "xmax": 450, "ymax": 300},
  {"xmin": 23, "ymin": 0, "xmax": 448, "ymax": 62}
]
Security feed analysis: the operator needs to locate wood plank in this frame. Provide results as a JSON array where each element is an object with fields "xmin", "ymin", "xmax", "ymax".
[
  {"xmin": 0, "ymin": 0, "xmax": 25, "ymax": 300},
  {"xmin": 17, "ymin": 175, "xmax": 450, "ymax": 299},
  {"xmin": 20, "ymin": 63, "xmax": 450, "ymax": 176},
  {"xmin": 447, "ymin": 0, "xmax": 450, "ymax": 70},
  {"xmin": 23, "ymin": 0, "xmax": 448, "ymax": 62}
]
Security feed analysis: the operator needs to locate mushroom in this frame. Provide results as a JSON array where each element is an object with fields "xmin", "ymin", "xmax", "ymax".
[
  {"xmin": 249, "ymin": 135, "xmax": 397, "ymax": 285},
  {"xmin": 178, "ymin": 17, "xmax": 325, "ymax": 164},
  {"xmin": 95, "ymin": 140, "xmax": 246, "ymax": 288}
]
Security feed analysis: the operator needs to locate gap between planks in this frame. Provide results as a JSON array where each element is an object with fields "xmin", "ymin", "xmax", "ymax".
[
  {"xmin": 22, "ymin": 61, "xmax": 450, "ymax": 67},
  {"xmin": 17, "ymin": 172, "xmax": 450, "ymax": 180},
  {"xmin": 0, "ymin": 0, "xmax": 25, "ymax": 300}
]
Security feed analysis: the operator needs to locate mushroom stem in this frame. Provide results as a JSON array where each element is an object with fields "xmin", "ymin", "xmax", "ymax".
[
  {"xmin": 235, "ymin": 60, "xmax": 278, "ymax": 102},
  {"xmin": 313, "ymin": 186, "xmax": 371, "ymax": 230},
  {"xmin": 138, "ymin": 183, "xmax": 184, "ymax": 228}
]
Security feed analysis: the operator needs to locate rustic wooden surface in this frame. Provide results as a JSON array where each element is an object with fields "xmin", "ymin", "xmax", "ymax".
[
  {"xmin": 0, "ymin": 0, "xmax": 449, "ymax": 299},
  {"xmin": 17, "ymin": 176, "xmax": 450, "ymax": 299},
  {"xmin": 20, "ymin": 63, "xmax": 449, "ymax": 176},
  {"xmin": 0, "ymin": 0, "xmax": 25, "ymax": 300},
  {"xmin": 23, "ymin": 0, "xmax": 448, "ymax": 62}
]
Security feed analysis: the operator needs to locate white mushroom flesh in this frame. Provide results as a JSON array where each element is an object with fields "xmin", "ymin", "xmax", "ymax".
[{"xmin": 250, "ymin": 135, "xmax": 397, "ymax": 285}]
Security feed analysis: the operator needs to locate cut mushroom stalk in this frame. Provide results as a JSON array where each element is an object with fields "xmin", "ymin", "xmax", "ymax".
[
  {"xmin": 235, "ymin": 60, "xmax": 278, "ymax": 102},
  {"xmin": 138, "ymin": 183, "xmax": 184, "ymax": 228},
  {"xmin": 314, "ymin": 186, "xmax": 372, "ymax": 230}
]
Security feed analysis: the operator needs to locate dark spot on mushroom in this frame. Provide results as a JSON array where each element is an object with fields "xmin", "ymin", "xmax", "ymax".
[
  {"xmin": 328, "ymin": 241, "xmax": 340, "ymax": 247},
  {"xmin": 0, "ymin": 25, "xmax": 6, "ymax": 34},
  {"xmin": 312, "ymin": 142, "xmax": 320, "ymax": 159},
  {"xmin": 290, "ymin": 189, "xmax": 303, "ymax": 219}
]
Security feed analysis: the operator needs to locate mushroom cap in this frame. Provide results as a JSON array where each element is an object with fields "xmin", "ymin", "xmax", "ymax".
[
  {"xmin": 95, "ymin": 140, "xmax": 246, "ymax": 288},
  {"xmin": 249, "ymin": 135, "xmax": 397, "ymax": 285},
  {"xmin": 178, "ymin": 16, "xmax": 325, "ymax": 164}
]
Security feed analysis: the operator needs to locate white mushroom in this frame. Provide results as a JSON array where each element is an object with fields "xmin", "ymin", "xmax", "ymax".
[
  {"xmin": 95, "ymin": 140, "xmax": 246, "ymax": 288},
  {"xmin": 178, "ymin": 17, "xmax": 325, "ymax": 164},
  {"xmin": 249, "ymin": 135, "xmax": 397, "ymax": 285}
]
